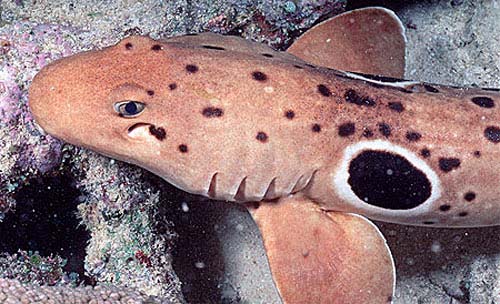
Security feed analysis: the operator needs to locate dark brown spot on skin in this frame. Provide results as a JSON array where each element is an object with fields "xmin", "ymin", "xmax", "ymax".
[
  {"xmin": 202, "ymin": 45, "xmax": 225, "ymax": 50},
  {"xmin": 151, "ymin": 44, "xmax": 162, "ymax": 51},
  {"xmin": 472, "ymin": 96, "xmax": 495, "ymax": 108},
  {"xmin": 458, "ymin": 212, "xmax": 468, "ymax": 217},
  {"xmin": 256, "ymin": 132, "xmax": 268, "ymax": 142},
  {"xmin": 484, "ymin": 126, "xmax": 500, "ymax": 143},
  {"xmin": 378, "ymin": 123, "xmax": 391, "ymax": 137},
  {"xmin": 423, "ymin": 221, "xmax": 435, "ymax": 225},
  {"xmin": 202, "ymin": 107, "xmax": 224, "ymax": 118},
  {"xmin": 338, "ymin": 122, "xmax": 355, "ymax": 137},
  {"xmin": 146, "ymin": 90, "xmax": 154, "ymax": 96},
  {"xmin": 186, "ymin": 64, "xmax": 199, "ymax": 73},
  {"xmin": 344, "ymin": 89, "xmax": 376, "ymax": 107},
  {"xmin": 439, "ymin": 204, "xmax": 451, "ymax": 212},
  {"xmin": 362, "ymin": 128, "xmax": 374, "ymax": 138},
  {"xmin": 317, "ymin": 84, "xmax": 332, "ymax": 97},
  {"xmin": 388, "ymin": 101, "xmax": 404, "ymax": 113},
  {"xmin": 178, "ymin": 144, "xmax": 188, "ymax": 153},
  {"xmin": 464, "ymin": 192, "xmax": 476, "ymax": 202},
  {"xmin": 439, "ymin": 158, "xmax": 461, "ymax": 172},
  {"xmin": 285, "ymin": 110, "xmax": 295, "ymax": 119},
  {"xmin": 420, "ymin": 148, "xmax": 431, "ymax": 158},
  {"xmin": 262, "ymin": 53, "xmax": 273, "ymax": 58},
  {"xmin": 168, "ymin": 83, "xmax": 177, "ymax": 90},
  {"xmin": 252, "ymin": 71, "xmax": 267, "ymax": 81},
  {"xmin": 125, "ymin": 42, "xmax": 133, "ymax": 50},
  {"xmin": 149, "ymin": 125, "xmax": 166, "ymax": 140},
  {"xmin": 312, "ymin": 124, "xmax": 321, "ymax": 133},
  {"xmin": 473, "ymin": 150, "xmax": 481, "ymax": 157},
  {"xmin": 423, "ymin": 84, "xmax": 439, "ymax": 93},
  {"xmin": 406, "ymin": 131, "xmax": 422, "ymax": 142}
]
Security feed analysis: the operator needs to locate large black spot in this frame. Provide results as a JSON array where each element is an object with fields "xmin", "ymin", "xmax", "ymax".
[{"xmin": 348, "ymin": 150, "xmax": 432, "ymax": 210}]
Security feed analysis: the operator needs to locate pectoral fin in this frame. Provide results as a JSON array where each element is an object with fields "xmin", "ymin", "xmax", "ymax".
[
  {"xmin": 287, "ymin": 7, "xmax": 406, "ymax": 78},
  {"xmin": 249, "ymin": 195, "xmax": 395, "ymax": 304}
]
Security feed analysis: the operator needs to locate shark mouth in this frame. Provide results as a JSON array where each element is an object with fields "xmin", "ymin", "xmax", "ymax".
[{"xmin": 128, "ymin": 122, "xmax": 166, "ymax": 141}]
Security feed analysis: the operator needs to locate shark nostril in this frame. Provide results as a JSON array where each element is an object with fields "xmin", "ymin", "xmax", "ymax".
[
  {"xmin": 127, "ymin": 122, "xmax": 152, "ymax": 139},
  {"xmin": 127, "ymin": 122, "xmax": 166, "ymax": 141},
  {"xmin": 128, "ymin": 122, "xmax": 151, "ymax": 133}
]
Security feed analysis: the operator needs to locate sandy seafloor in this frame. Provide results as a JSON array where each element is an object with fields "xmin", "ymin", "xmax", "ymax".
[{"xmin": 1, "ymin": 0, "xmax": 500, "ymax": 303}]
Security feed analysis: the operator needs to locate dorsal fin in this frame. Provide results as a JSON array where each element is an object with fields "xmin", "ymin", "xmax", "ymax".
[{"xmin": 287, "ymin": 7, "xmax": 406, "ymax": 78}]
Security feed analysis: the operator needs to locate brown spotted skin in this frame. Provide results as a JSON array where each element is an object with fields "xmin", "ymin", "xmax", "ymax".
[{"xmin": 29, "ymin": 33, "xmax": 500, "ymax": 227}]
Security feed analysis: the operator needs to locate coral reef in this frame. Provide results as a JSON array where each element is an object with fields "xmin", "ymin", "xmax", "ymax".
[{"xmin": 0, "ymin": 278, "xmax": 164, "ymax": 303}]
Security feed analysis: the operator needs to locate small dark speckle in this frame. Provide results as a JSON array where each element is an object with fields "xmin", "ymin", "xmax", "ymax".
[
  {"xmin": 256, "ymin": 132, "xmax": 268, "ymax": 142},
  {"xmin": 149, "ymin": 125, "xmax": 166, "ymax": 141},
  {"xmin": 125, "ymin": 42, "xmax": 133, "ymax": 50},
  {"xmin": 473, "ymin": 150, "xmax": 481, "ymax": 157},
  {"xmin": 388, "ymin": 101, "xmax": 404, "ymax": 113},
  {"xmin": 472, "ymin": 96, "xmax": 495, "ymax": 108},
  {"xmin": 293, "ymin": 65, "xmax": 304, "ymax": 69},
  {"xmin": 306, "ymin": 63, "xmax": 316, "ymax": 69},
  {"xmin": 168, "ymin": 83, "xmax": 177, "ymax": 90},
  {"xmin": 151, "ymin": 44, "xmax": 162, "ymax": 51},
  {"xmin": 484, "ymin": 126, "xmax": 500, "ymax": 143},
  {"xmin": 285, "ymin": 110, "xmax": 295, "ymax": 119},
  {"xmin": 458, "ymin": 212, "xmax": 468, "ymax": 217},
  {"xmin": 178, "ymin": 144, "xmax": 188, "ymax": 153},
  {"xmin": 423, "ymin": 84, "xmax": 439, "ymax": 93},
  {"xmin": 378, "ymin": 123, "xmax": 391, "ymax": 137},
  {"xmin": 439, "ymin": 157, "xmax": 461, "ymax": 172},
  {"xmin": 338, "ymin": 122, "xmax": 355, "ymax": 137},
  {"xmin": 202, "ymin": 45, "xmax": 225, "ymax": 51},
  {"xmin": 422, "ymin": 221, "xmax": 435, "ymax": 225},
  {"xmin": 363, "ymin": 128, "xmax": 374, "ymax": 138},
  {"xmin": 439, "ymin": 204, "xmax": 451, "ymax": 212},
  {"xmin": 420, "ymin": 148, "xmax": 431, "ymax": 158},
  {"xmin": 252, "ymin": 71, "xmax": 267, "ymax": 81},
  {"xmin": 146, "ymin": 90, "xmax": 154, "ymax": 96},
  {"xmin": 317, "ymin": 84, "xmax": 332, "ymax": 97},
  {"xmin": 312, "ymin": 124, "xmax": 321, "ymax": 133},
  {"xmin": 406, "ymin": 131, "xmax": 422, "ymax": 142},
  {"xmin": 186, "ymin": 64, "xmax": 199, "ymax": 73},
  {"xmin": 464, "ymin": 192, "xmax": 476, "ymax": 202},
  {"xmin": 262, "ymin": 53, "xmax": 273, "ymax": 58},
  {"xmin": 202, "ymin": 107, "xmax": 224, "ymax": 118}
]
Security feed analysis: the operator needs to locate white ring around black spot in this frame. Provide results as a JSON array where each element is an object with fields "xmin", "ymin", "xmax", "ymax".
[{"xmin": 333, "ymin": 140, "xmax": 442, "ymax": 216}]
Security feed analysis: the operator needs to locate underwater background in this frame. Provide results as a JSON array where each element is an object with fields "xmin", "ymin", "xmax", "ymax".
[{"xmin": 1, "ymin": 0, "xmax": 500, "ymax": 303}]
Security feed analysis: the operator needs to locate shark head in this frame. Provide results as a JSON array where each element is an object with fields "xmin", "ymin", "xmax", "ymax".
[{"xmin": 29, "ymin": 36, "xmax": 187, "ymax": 175}]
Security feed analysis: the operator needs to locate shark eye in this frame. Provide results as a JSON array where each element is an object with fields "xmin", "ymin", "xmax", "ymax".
[{"xmin": 114, "ymin": 100, "xmax": 145, "ymax": 118}]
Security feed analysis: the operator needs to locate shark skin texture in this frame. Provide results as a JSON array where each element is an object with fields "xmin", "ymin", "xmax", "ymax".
[{"xmin": 28, "ymin": 6, "xmax": 500, "ymax": 304}]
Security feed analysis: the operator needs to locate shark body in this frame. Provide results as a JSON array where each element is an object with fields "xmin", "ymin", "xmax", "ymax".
[{"xmin": 28, "ymin": 7, "xmax": 500, "ymax": 304}]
